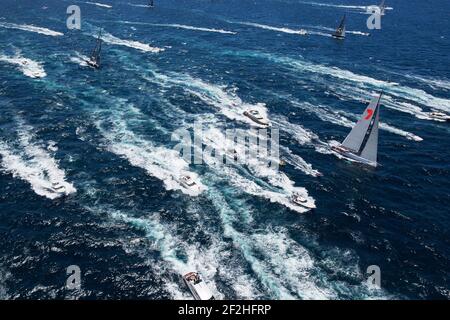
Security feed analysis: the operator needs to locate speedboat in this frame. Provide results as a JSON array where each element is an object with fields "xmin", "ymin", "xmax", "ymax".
[
  {"xmin": 290, "ymin": 192, "xmax": 315, "ymax": 209},
  {"xmin": 180, "ymin": 174, "xmax": 197, "ymax": 189},
  {"xmin": 183, "ymin": 272, "xmax": 215, "ymax": 300},
  {"xmin": 429, "ymin": 111, "xmax": 450, "ymax": 122},
  {"xmin": 331, "ymin": 92, "xmax": 382, "ymax": 167},
  {"xmin": 44, "ymin": 181, "xmax": 67, "ymax": 196},
  {"xmin": 243, "ymin": 109, "xmax": 270, "ymax": 127}
]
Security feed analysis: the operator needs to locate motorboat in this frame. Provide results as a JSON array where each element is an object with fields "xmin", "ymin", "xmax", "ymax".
[
  {"xmin": 183, "ymin": 272, "xmax": 215, "ymax": 300},
  {"xmin": 243, "ymin": 109, "xmax": 270, "ymax": 127},
  {"xmin": 429, "ymin": 111, "xmax": 450, "ymax": 122},
  {"xmin": 290, "ymin": 192, "xmax": 315, "ymax": 209}
]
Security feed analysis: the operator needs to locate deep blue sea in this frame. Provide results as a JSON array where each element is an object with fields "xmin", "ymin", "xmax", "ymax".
[{"xmin": 0, "ymin": 0, "xmax": 449, "ymax": 299}]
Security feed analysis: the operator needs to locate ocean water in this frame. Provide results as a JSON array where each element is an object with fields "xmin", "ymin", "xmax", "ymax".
[{"xmin": 0, "ymin": 0, "xmax": 449, "ymax": 300}]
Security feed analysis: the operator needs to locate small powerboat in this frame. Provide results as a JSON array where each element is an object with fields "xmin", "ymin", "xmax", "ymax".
[
  {"xmin": 180, "ymin": 174, "xmax": 197, "ymax": 189},
  {"xmin": 183, "ymin": 272, "xmax": 215, "ymax": 300},
  {"xmin": 45, "ymin": 181, "xmax": 67, "ymax": 196},
  {"xmin": 429, "ymin": 111, "xmax": 450, "ymax": 122},
  {"xmin": 290, "ymin": 192, "xmax": 315, "ymax": 209},
  {"xmin": 243, "ymin": 109, "xmax": 270, "ymax": 127}
]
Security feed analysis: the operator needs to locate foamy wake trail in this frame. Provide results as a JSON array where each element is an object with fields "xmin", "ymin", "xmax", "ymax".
[
  {"xmin": 299, "ymin": 1, "xmax": 393, "ymax": 12},
  {"xmin": 149, "ymin": 71, "xmax": 269, "ymax": 127},
  {"xmin": 86, "ymin": 206, "xmax": 224, "ymax": 299},
  {"xmin": 0, "ymin": 123, "xmax": 76, "ymax": 199},
  {"xmin": 127, "ymin": 3, "xmax": 151, "ymax": 7},
  {"xmin": 200, "ymin": 127, "xmax": 316, "ymax": 212},
  {"xmin": 253, "ymin": 52, "xmax": 450, "ymax": 115},
  {"xmin": 405, "ymin": 74, "xmax": 450, "ymax": 91},
  {"xmin": 0, "ymin": 22, "xmax": 63, "ymax": 36},
  {"xmin": 208, "ymin": 188, "xmax": 336, "ymax": 299},
  {"xmin": 338, "ymin": 108, "xmax": 424, "ymax": 142},
  {"xmin": 213, "ymin": 198, "xmax": 393, "ymax": 299},
  {"xmin": 289, "ymin": 99, "xmax": 423, "ymax": 141},
  {"xmin": 84, "ymin": 1, "xmax": 112, "ymax": 8},
  {"xmin": 280, "ymin": 146, "xmax": 322, "ymax": 177},
  {"xmin": 233, "ymin": 21, "xmax": 307, "ymax": 35},
  {"xmin": 91, "ymin": 101, "xmax": 205, "ymax": 196},
  {"xmin": 85, "ymin": 198, "xmax": 261, "ymax": 299},
  {"xmin": 150, "ymin": 23, "xmax": 236, "ymax": 35},
  {"xmin": 311, "ymin": 25, "xmax": 370, "ymax": 36},
  {"xmin": 100, "ymin": 30, "xmax": 164, "ymax": 53},
  {"xmin": 0, "ymin": 53, "xmax": 46, "ymax": 78},
  {"xmin": 69, "ymin": 52, "xmax": 89, "ymax": 67}
]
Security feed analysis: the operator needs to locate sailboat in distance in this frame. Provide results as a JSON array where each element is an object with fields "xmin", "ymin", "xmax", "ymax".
[
  {"xmin": 86, "ymin": 29, "xmax": 102, "ymax": 69},
  {"xmin": 149, "ymin": 0, "xmax": 154, "ymax": 8},
  {"xmin": 332, "ymin": 15, "xmax": 346, "ymax": 39},
  {"xmin": 331, "ymin": 93, "xmax": 383, "ymax": 167},
  {"xmin": 379, "ymin": 0, "xmax": 386, "ymax": 15}
]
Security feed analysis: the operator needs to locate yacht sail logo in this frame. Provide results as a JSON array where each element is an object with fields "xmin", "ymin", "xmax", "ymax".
[
  {"xmin": 366, "ymin": 6, "xmax": 382, "ymax": 30},
  {"xmin": 365, "ymin": 108, "xmax": 374, "ymax": 120},
  {"xmin": 66, "ymin": 265, "xmax": 81, "ymax": 290},
  {"xmin": 66, "ymin": 5, "xmax": 81, "ymax": 30}
]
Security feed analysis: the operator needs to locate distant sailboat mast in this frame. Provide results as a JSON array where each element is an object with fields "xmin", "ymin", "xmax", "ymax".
[
  {"xmin": 379, "ymin": 0, "xmax": 386, "ymax": 15},
  {"xmin": 332, "ymin": 15, "xmax": 346, "ymax": 39},
  {"xmin": 87, "ymin": 29, "xmax": 102, "ymax": 69},
  {"xmin": 91, "ymin": 30, "xmax": 102, "ymax": 63}
]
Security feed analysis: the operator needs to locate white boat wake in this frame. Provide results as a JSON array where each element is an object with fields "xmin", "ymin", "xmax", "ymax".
[
  {"xmin": 150, "ymin": 23, "xmax": 237, "ymax": 35},
  {"xmin": 69, "ymin": 51, "xmax": 90, "ymax": 67},
  {"xmin": 99, "ymin": 30, "xmax": 164, "ymax": 53},
  {"xmin": 84, "ymin": 1, "xmax": 112, "ymax": 8},
  {"xmin": 0, "ymin": 122, "xmax": 76, "ymax": 199},
  {"xmin": 298, "ymin": 1, "xmax": 393, "ymax": 13},
  {"xmin": 232, "ymin": 21, "xmax": 307, "ymax": 35},
  {"xmin": 0, "ymin": 22, "xmax": 63, "ymax": 36},
  {"xmin": 0, "ymin": 53, "xmax": 46, "ymax": 78},
  {"xmin": 241, "ymin": 51, "xmax": 450, "ymax": 118},
  {"xmin": 86, "ymin": 97, "xmax": 205, "ymax": 197}
]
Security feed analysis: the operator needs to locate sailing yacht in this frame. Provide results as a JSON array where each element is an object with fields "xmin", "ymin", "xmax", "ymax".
[
  {"xmin": 148, "ymin": 0, "xmax": 154, "ymax": 8},
  {"xmin": 87, "ymin": 30, "xmax": 102, "ymax": 69},
  {"xmin": 332, "ymin": 15, "xmax": 346, "ymax": 39},
  {"xmin": 331, "ymin": 93, "xmax": 383, "ymax": 167}
]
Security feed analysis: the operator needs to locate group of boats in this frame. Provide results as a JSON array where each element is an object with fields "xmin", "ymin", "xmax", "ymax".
[
  {"xmin": 40, "ymin": 0, "xmax": 447, "ymax": 300},
  {"xmin": 331, "ymin": 0, "xmax": 385, "ymax": 40}
]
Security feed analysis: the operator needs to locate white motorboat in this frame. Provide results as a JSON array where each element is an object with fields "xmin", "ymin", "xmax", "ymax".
[
  {"xmin": 429, "ymin": 111, "xmax": 450, "ymax": 122},
  {"xmin": 183, "ymin": 272, "xmax": 215, "ymax": 300},
  {"xmin": 243, "ymin": 109, "xmax": 270, "ymax": 127},
  {"xmin": 290, "ymin": 192, "xmax": 315, "ymax": 209}
]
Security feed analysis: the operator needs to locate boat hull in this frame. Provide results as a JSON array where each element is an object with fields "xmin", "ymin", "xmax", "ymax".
[
  {"xmin": 332, "ymin": 146, "xmax": 377, "ymax": 167},
  {"xmin": 243, "ymin": 111, "xmax": 270, "ymax": 127}
]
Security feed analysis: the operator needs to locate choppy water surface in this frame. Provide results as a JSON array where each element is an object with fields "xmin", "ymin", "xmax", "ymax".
[{"xmin": 0, "ymin": 0, "xmax": 449, "ymax": 299}]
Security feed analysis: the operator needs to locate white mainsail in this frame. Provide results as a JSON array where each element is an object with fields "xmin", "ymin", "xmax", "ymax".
[{"xmin": 341, "ymin": 93, "xmax": 382, "ymax": 163}]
